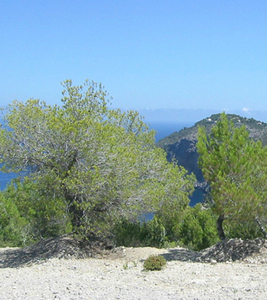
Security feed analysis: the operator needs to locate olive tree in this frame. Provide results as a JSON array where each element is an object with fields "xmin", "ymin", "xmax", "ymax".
[{"xmin": 0, "ymin": 80, "xmax": 195, "ymax": 239}]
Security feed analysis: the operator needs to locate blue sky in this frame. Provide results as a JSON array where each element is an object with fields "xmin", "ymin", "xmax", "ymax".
[{"xmin": 1, "ymin": 0, "xmax": 267, "ymax": 116}]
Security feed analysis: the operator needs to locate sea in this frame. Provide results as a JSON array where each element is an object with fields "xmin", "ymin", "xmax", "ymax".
[{"xmin": 0, "ymin": 121, "xmax": 202, "ymax": 205}]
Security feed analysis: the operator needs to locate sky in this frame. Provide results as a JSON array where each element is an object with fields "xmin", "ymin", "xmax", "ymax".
[{"xmin": 1, "ymin": 0, "xmax": 267, "ymax": 119}]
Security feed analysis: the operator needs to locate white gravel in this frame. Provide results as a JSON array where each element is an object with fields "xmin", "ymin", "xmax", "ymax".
[{"xmin": 1, "ymin": 248, "xmax": 267, "ymax": 300}]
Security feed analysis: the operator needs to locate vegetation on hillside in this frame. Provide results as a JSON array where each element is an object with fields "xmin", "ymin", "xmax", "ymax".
[{"xmin": 157, "ymin": 113, "xmax": 267, "ymax": 148}]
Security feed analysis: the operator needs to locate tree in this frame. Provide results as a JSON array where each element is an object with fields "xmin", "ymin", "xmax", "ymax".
[
  {"xmin": 0, "ymin": 80, "xmax": 195, "ymax": 240},
  {"xmin": 197, "ymin": 112, "xmax": 267, "ymax": 239}
]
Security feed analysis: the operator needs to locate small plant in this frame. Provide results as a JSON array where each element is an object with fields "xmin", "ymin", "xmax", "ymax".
[
  {"xmin": 123, "ymin": 261, "xmax": 138, "ymax": 270},
  {"xmin": 143, "ymin": 255, "xmax": 166, "ymax": 271}
]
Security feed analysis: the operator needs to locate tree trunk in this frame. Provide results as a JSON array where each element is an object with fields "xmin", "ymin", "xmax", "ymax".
[
  {"xmin": 255, "ymin": 217, "xmax": 267, "ymax": 238},
  {"xmin": 64, "ymin": 189, "xmax": 84, "ymax": 230},
  {"xmin": 217, "ymin": 215, "xmax": 226, "ymax": 240},
  {"xmin": 62, "ymin": 150, "xmax": 85, "ymax": 231},
  {"xmin": 68, "ymin": 201, "xmax": 84, "ymax": 230}
]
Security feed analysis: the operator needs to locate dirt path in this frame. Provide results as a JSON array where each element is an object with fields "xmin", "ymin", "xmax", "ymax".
[
  {"xmin": 1, "ymin": 237, "xmax": 267, "ymax": 299},
  {"xmin": 1, "ymin": 252, "xmax": 267, "ymax": 299}
]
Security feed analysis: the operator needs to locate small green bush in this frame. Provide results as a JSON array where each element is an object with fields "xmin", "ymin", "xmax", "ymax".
[{"xmin": 143, "ymin": 255, "xmax": 166, "ymax": 271}]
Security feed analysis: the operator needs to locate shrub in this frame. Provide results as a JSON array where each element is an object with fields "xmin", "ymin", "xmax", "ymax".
[
  {"xmin": 0, "ymin": 193, "xmax": 29, "ymax": 247},
  {"xmin": 143, "ymin": 255, "xmax": 166, "ymax": 271},
  {"xmin": 171, "ymin": 204, "xmax": 219, "ymax": 251},
  {"xmin": 1, "ymin": 177, "xmax": 72, "ymax": 246},
  {"xmin": 112, "ymin": 216, "xmax": 166, "ymax": 248},
  {"xmin": 223, "ymin": 218, "xmax": 265, "ymax": 240}
]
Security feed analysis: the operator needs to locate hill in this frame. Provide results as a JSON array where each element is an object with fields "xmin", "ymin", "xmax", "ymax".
[
  {"xmin": 156, "ymin": 113, "xmax": 267, "ymax": 201},
  {"xmin": 157, "ymin": 113, "xmax": 267, "ymax": 148}
]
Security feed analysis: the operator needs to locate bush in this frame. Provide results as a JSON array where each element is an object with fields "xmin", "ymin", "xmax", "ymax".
[
  {"xmin": 112, "ymin": 216, "xmax": 166, "ymax": 248},
  {"xmin": 0, "ymin": 193, "xmax": 29, "ymax": 247},
  {"xmin": 143, "ymin": 255, "xmax": 166, "ymax": 271},
  {"xmin": 1, "ymin": 177, "xmax": 72, "ymax": 246},
  {"xmin": 169, "ymin": 204, "xmax": 219, "ymax": 251},
  {"xmin": 223, "ymin": 218, "xmax": 265, "ymax": 240},
  {"xmin": 113, "ymin": 204, "xmax": 219, "ymax": 251}
]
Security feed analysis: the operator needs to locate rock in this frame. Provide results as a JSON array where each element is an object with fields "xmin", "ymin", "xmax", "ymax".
[{"xmin": 200, "ymin": 238, "xmax": 267, "ymax": 263}]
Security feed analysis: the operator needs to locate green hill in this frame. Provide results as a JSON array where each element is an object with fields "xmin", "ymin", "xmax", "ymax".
[{"xmin": 157, "ymin": 113, "xmax": 267, "ymax": 148}]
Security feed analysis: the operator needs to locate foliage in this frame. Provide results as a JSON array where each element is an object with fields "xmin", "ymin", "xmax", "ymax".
[
  {"xmin": 1, "ymin": 177, "xmax": 71, "ymax": 245},
  {"xmin": 143, "ymin": 255, "xmax": 166, "ymax": 271},
  {"xmin": 171, "ymin": 204, "xmax": 219, "ymax": 251},
  {"xmin": 113, "ymin": 216, "xmax": 167, "ymax": 248},
  {"xmin": 155, "ymin": 203, "xmax": 219, "ymax": 251},
  {"xmin": 113, "ymin": 204, "xmax": 218, "ymax": 251},
  {"xmin": 197, "ymin": 112, "xmax": 267, "ymax": 239},
  {"xmin": 223, "ymin": 218, "xmax": 265, "ymax": 240},
  {"xmin": 0, "ymin": 192, "xmax": 28, "ymax": 246},
  {"xmin": 0, "ymin": 80, "xmax": 195, "ymax": 240}
]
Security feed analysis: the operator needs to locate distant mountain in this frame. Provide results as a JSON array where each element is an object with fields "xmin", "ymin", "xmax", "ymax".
[
  {"xmin": 138, "ymin": 108, "xmax": 267, "ymax": 125},
  {"xmin": 157, "ymin": 113, "xmax": 267, "ymax": 149},
  {"xmin": 157, "ymin": 113, "xmax": 267, "ymax": 203}
]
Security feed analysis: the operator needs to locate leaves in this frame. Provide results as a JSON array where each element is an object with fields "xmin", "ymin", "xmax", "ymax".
[
  {"xmin": 0, "ymin": 80, "xmax": 195, "ymax": 239},
  {"xmin": 197, "ymin": 112, "xmax": 267, "ymax": 238}
]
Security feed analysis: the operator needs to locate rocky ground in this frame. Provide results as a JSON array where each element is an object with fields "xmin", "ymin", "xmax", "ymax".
[{"xmin": 1, "ymin": 236, "xmax": 267, "ymax": 299}]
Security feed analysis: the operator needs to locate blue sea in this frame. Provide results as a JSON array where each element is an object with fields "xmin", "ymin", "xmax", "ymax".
[
  {"xmin": 151, "ymin": 121, "xmax": 193, "ymax": 142},
  {"xmin": 0, "ymin": 122, "xmax": 202, "ymax": 205},
  {"xmin": 0, "ymin": 171, "xmax": 17, "ymax": 191}
]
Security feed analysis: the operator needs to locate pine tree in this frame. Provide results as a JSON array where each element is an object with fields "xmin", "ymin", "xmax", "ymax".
[{"xmin": 197, "ymin": 112, "xmax": 267, "ymax": 239}]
